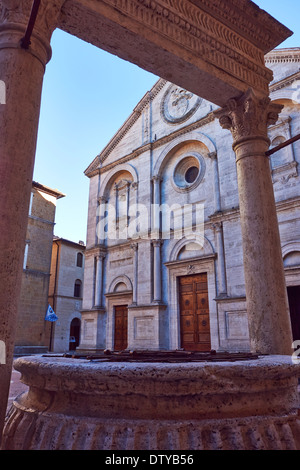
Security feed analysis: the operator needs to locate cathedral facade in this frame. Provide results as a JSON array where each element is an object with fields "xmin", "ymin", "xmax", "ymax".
[{"xmin": 79, "ymin": 47, "xmax": 300, "ymax": 354}]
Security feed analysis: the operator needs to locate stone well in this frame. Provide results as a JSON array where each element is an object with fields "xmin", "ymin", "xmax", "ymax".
[{"xmin": 2, "ymin": 354, "xmax": 300, "ymax": 450}]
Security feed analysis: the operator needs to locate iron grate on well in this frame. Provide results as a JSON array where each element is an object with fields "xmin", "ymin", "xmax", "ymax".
[{"xmin": 43, "ymin": 350, "xmax": 261, "ymax": 363}]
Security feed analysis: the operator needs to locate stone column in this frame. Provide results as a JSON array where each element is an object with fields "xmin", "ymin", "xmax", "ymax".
[
  {"xmin": 94, "ymin": 252, "xmax": 105, "ymax": 307},
  {"xmin": 215, "ymin": 89, "xmax": 293, "ymax": 355},
  {"xmin": 0, "ymin": 0, "xmax": 64, "ymax": 439},
  {"xmin": 213, "ymin": 222, "xmax": 227, "ymax": 296},
  {"xmin": 153, "ymin": 240, "xmax": 163, "ymax": 303},
  {"xmin": 131, "ymin": 243, "xmax": 138, "ymax": 305}
]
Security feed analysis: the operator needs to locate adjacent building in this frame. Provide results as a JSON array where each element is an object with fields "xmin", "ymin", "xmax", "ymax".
[
  {"xmin": 79, "ymin": 48, "xmax": 300, "ymax": 354},
  {"xmin": 48, "ymin": 237, "xmax": 85, "ymax": 352},
  {"xmin": 14, "ymin": 182, "xmax": 65, "ymax": 356}
]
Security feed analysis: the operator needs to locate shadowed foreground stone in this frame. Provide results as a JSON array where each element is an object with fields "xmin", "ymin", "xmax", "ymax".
[{"xmin": 2, "ymin": 355, "xmax": 300, "ymax": 450}]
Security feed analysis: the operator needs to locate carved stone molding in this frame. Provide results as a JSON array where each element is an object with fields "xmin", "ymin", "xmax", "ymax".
[
  {"xmin": 85, "ymin": 245, "xmax": 107, "ymax": 259},
  {"xmin": 214, "ymin": 88, "xmax": 283, "ymax": 147},
  {"xmin": 99, "ymin": 0, "xmax": 273, "ymax": 95}
]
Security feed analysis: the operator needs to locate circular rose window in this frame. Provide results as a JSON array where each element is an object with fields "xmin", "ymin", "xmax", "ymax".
[{"xmin": 172, "ymin": 153, "xmax": 205, "ymax": 192}]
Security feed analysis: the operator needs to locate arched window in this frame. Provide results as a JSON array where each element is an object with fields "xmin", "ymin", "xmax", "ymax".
[
  {"xmin": 76, "ymin": 252, "xmax": 83, "ymax": 267},
  {"xmin": 69, "ymin": 318, "xmax": 81, "ymax": 350},
  {"xmin": 74, "ymin": 279, "xmax": 82, "ymax": 298}
]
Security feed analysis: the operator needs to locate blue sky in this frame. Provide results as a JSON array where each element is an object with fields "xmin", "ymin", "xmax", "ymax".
[{"xmin": 33, "ymin": 1, "xmax": 300, "ymax": 244}]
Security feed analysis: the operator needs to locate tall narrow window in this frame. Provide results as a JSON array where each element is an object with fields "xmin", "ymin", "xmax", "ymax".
[
  {"xmin": 74, "ymin": 279, "xmax": 82, "ymax": 298},
  {"xmin": 76, "ymin": 252, "xmax": 83, "ymax": 267}
]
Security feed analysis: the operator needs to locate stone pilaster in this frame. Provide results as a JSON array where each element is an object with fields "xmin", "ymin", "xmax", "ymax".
[
  {"xmin": 151, "ymin": 176, "xmax": 162, "ymax": 239},
  {"xmin": 130, "ymin": 242, "xmax": 138, "ymax": 305},
  {"xmin": 0, "ymin": 0, "xmax": 65, "ymax": 439},
  {"xmin": 215, "ymin": 88, "xmax": 293, "ymax": 355},
  {"xmin": 152, "ymin": 239, "xmax": 163, "ymax": 303},
  {"xmin": 94, "ymin": 252, "xmax": 106, "ymax": 308},
  {"xmin": 208, "ymin": 151, "xmax": 221, "ymax": 213},
  {"xmin": 212, "ymin": 222, "xmax": 227, "ymax": 297}
]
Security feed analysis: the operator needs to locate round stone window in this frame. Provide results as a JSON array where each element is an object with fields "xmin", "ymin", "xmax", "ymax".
[{"xmin": 172, "ymin": 153, "xmax": 205, "ymax": 192}]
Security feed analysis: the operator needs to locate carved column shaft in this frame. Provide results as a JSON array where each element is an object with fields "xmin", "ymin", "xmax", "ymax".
[
  {"xmin": 215, "ymin": 89, "xmax": 293, "ymax": 355},
  {"xmin": 0, "ymin": 0, "xmax": 64, "ymax": 439}
]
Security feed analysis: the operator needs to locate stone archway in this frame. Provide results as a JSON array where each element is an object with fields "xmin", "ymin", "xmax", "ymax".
[{"xmin": 0, "ymin": 0, "xmax": 296, "ymax": 443}]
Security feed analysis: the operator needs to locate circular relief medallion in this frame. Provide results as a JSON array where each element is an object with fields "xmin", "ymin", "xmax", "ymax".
[{"xmin": 161, "ymin": 84, "xmax": 202, "ymax": 124}]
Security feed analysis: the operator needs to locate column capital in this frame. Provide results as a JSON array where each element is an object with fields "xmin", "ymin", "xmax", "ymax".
[
  {"xmin": 208, "ymin": 151, "xmax": 218, "ymax": 160},
  {"xmin": 214, "ymin": 89, "xmax": 283, "ymax": 149},
  {"xmin": 152, "ymin": 175, "xmax": 162, "ymax": 183},
  {"xmin": 95, "ymin": 253, "xmax": 106, "ymax": 261},
  {"xmin": 0, "ymin": 0, "xmax": 65, "ymax": 64},
  {"xmin": 130, "ymin": 242, "xmax": 138, "ymax": 251},
  {"xmin": 97, "ymin": 196, "xmax": 107, "ymax": 205},
  {"xmin": 152, "ymin": 239, "xmax": 163, "ymax": 247},
  {"xmin": 212, "ymin": 221, "xmax": 223, "ymax": 232}
]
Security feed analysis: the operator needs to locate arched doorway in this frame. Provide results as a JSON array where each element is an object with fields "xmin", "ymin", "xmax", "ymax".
[{"xmin": 69, "ymin": 318, "xmax": 81, "ymax": 351}]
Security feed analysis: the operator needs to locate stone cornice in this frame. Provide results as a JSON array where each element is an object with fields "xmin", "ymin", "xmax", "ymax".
[
  {"xmin": 265, "ymin": 48, "xmax": 300, "ymax": 64},
  {"xmin": 188, "ymin": 0, "xmax": 292, "ymax": 53},
  {"xmin": 269, "ymin": 71, "xmax": 300, "ymax": 94},
  {"xmin": 101, "ymin": 0, "xmax": 272, "ymax": 92}
]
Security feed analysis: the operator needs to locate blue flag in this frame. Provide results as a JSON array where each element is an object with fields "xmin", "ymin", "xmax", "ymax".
[{"xmin": 45, "ymin": 304, "xmax": 58, "ymax": 322}]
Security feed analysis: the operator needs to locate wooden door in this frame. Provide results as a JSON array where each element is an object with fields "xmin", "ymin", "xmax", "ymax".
[
  {"xmin": 114, "ymin": 305, "xmax": 128, "ymax": 351},
  {"xmin": 179, "ymin": 273, "xmax": 211, "ymax": 351}
]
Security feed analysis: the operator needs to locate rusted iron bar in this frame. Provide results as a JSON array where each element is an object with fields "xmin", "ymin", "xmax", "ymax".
[
  {"xmin": 266, "ymin": 133, "xmax": 300, "ymax": 157},
  {"xmin": 20, "ymin": 0, "xmax": 41, "ymax": 49},
  {"xmin": 43, "ymin": 350, "xmax": 260, "ymax": 363}
]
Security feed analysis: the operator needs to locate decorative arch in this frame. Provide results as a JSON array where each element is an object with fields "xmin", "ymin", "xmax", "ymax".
[
  {"xmin": 169, "ymin": 236, "xmax": 215, "ymax": 262},
  {"xmin": 99, "ymin": 163, "xmax": 138, "ymax": 199},
  {"xmin": 282, "ymin": 242, "xmax": 300, "ymax": 268},
  {"xmin": 282, "ymin": 241, "xmax": 300, "ymax": 259},
  {"xmin": 108, "ymin": 275, "xmax": 133, "ymax": 293},
  {"xmin": 153, "ymin": 131, "xmax": 217, "ymax": 178}
]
